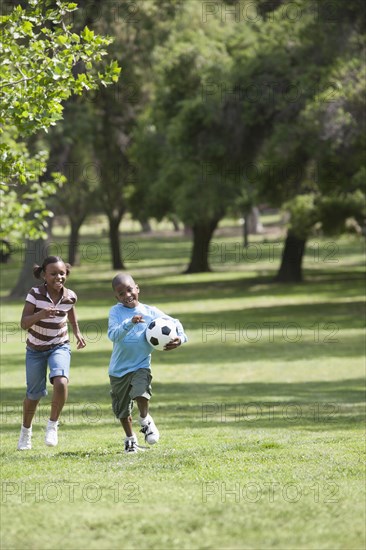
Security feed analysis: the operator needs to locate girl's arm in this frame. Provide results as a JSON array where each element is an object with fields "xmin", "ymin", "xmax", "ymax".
[
  {"xmin": 67, "ymin": 307, "xmax": 86, "ymax": 349},
  {"xmin": 20, "ymin": 301, "xmax": 58, "ymax": 330}
]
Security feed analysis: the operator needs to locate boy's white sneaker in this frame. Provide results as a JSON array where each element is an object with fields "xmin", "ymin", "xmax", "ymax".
[
  {"xmin": 17, "ymin": 426, "xmax": 32, "ymax": 451},
  {"xmin": 45, "ymin": 420, "xmax": 58, "ymax": 447},
  {"xmin": 124, "ymin": 433, "xmax": 139, "ymax": 453},
  {"xmin": 139, "ymin": 414, "xmax": 159, "ymax": 445}
]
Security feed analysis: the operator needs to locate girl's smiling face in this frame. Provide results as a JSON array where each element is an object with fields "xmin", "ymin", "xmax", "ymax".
[
  {"xmin": 114, "ymin": 281, "xmax": 140, "ymax": 308},
  {"xmin": 43, "ymin": 261, "xmax": 67, "ymax": 293}
]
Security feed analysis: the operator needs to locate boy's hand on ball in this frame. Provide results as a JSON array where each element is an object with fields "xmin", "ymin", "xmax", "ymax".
[
  {"xmin": 132, "ymin": 315, "xmax": 144, "ymax": 324},
  {"xmin": 164, "ymin": 337, "xmax": 181, "ymax": 351}
]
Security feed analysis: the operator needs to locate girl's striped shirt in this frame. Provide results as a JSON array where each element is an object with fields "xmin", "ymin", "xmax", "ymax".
[{"xmin": 25, "ymin": 284, "xmax": 77, "ymax": 351}]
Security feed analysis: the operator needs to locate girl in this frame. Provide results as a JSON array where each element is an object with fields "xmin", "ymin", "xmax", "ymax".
[{"xmin": 17, "ymin": 256, "xmax": 86, "ymax": 450}]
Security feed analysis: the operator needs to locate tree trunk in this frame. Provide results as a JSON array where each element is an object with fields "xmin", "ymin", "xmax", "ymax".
[
  {"xmin": 243, "ymin": 211, "xmax": 249, "ymax": 248},
  {"xmin": 139, "ymin": 219, "xmax": 152, "ymax": 233},
  {"xmin": 184, "ymin": 219, "xmax": 220, "ymax": 273},
  {"xmin": 9, "ymin": 238, "xmax": 50, "ymax": 298},
  {"xmin": 247, "ymin": 206, "xmax": 263, "ymax": 234},
  {"xmin": 108, "ymin": 216, "xmax": 125, "ymax": 269},
  {"xmin": 68, "ymin": 219, "xmax": 84, "ymax": 266},
  {"xmin": 169, "ymin": 215, "xmax": 180, "ymax": 232},
  {"xmin": 275, "ymin": 232, "xmax": 306, "ymax": 283}
]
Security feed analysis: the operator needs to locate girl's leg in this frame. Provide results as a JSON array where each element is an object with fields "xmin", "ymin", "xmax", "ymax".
[
  {"xmin": 50, "ymin": 376, "xmax": 68, "ymax": 421},
  {"xmin": 22, "ymin": 397, "xmax": 40, "ymax": 428},
  {"xmin": 48, "ymin": 344, "xmax": 71, "ymax": 422},
  {"xmin": 23, "ymin": 347, "xmax": 47, "ymax": 428}
]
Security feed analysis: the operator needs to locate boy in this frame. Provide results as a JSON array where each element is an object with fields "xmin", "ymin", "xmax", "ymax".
[{"xmin": 108, "ymin": 273, "xmax": 187, "ymax": 453}]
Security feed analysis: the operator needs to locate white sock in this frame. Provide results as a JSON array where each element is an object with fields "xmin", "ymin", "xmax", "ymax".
[
  {"xmin": 47, "ymin": 419, "xmax": 58, "ymax": 426},
  {"xmin": 21, "ymin": 425, "xmax": 32, "ymax": 432},
  {"xmin": 139, "ymin": 414, "xmax": 150, "ymax": 425},
  {"xmin": 125, "ymin": 433, "xmax": 137, "ymax": 441}
]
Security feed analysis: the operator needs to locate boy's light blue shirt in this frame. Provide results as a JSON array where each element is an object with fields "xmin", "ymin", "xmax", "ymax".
[{"xmin": 108, "ymin": 302, "xmax": 187, "ymax": 378}]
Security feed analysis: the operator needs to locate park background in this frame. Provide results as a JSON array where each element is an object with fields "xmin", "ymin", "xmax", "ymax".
[{"xmin": 0, "ymin": 1, "xmax": 365, "ymax": 549}]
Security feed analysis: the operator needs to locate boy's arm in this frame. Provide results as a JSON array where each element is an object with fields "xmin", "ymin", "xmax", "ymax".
[
  {"xmin": 175, "ymin": 319, "xmax": 188, "ymax": 344},
  {"xmin": 107, "ymin": 308, "xmax": 137, "ymax": 342},
  {"xmin": 152, "ymin": 307, "xmax": 188, "ymax": 344}
]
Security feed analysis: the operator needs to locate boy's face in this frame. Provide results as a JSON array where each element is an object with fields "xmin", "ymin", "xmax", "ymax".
[{"xmin": 114, "ymin": 280, "xmax": 140, "ymax": 308}]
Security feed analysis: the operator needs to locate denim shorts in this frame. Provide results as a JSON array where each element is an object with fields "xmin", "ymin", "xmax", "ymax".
[
  {"xmin": 25, "ymin": 343, "xmax": 71, "ymax": 400},
  {"xmin": 109, "ymin": 368, "xmax": 152, "ymax": 418}
]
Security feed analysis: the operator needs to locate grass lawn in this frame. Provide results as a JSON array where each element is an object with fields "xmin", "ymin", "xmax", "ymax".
[{"xmin": 0, "ymin": 222, "xmax": 365, "ymax": 550}]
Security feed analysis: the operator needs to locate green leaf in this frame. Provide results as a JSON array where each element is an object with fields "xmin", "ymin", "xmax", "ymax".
[
  {"xmin": 56, "ymin": 34, "xmax": 68, "ymax": 45},
  {"xmin": 81, "ymin": 26, "xmax": 94, "ymax": 43},
  {"xmin": 22, "ymin": 21, "xmax": 33, "ymax": 36}
]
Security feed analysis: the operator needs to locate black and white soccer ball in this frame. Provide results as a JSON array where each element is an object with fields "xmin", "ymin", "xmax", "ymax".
[{"xmin": 145, "ymin": 317, "xmax": 177, "ymax": 351}]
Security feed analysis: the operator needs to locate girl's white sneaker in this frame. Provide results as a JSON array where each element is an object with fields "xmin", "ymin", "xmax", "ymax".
[
  {"xmin": 17, "ymin": 426, "xmax": 32, "ymax": 450},
  {"xmin": 45, "ymin": 420, "xmax": 58, "ymax": 447}
]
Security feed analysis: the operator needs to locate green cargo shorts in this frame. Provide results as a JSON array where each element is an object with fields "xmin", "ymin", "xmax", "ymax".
[{"xmin": 109, "ymin": 368, "xmax": 152, "ymax": 419}]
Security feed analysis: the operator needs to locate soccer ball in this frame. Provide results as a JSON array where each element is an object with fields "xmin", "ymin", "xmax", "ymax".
[{"xmin": 145, "ymin": 317, "xmax": 177, "ymax": 351}]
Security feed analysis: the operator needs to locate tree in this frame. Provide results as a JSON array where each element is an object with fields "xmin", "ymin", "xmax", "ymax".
[
  {"xmin": 129, "ymin": 0, "xmax": 364, "ymax": 278},
  {"xmin": 0, "ymin": 0, "xmax": 120, "ymax": 243},
  {"xmin": 0, "ymin": 0, "xmax": 120, "ymax": 297},
  {"xmin": 47, "ymin": 98, "xmax": 99, "ymax": 265},
  {"xmin": 130, "ymin": 1, "xmax": 238, "ymax": 272},
  {"xmin": 252, "ymin": 0, "xmax": 366, "ymax": 281},
  {"xmin": 57, "ymin": 0, "xmax": 184, "ymax": 269}
]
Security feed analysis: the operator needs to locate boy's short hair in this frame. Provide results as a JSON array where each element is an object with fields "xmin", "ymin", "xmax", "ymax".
[{"xmin": 112, "ymin": 273, "xmax": 135, "ymax": 290}]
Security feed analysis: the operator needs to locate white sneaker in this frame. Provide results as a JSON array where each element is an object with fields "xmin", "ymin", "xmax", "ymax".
[
  {"xmin": 17, "ymin": 426, "xmax": 32, "ymax": 450},
  {"xmin": 45, "ymin": 420, "xmax": 58, "ymax": 447},
  {"xmin": 139, "ymin": 414, "xmax": 159, "ymax": 445},
  {"xmin": 124, "ymin": 433, "xmax": 139, "ymax": 453}
]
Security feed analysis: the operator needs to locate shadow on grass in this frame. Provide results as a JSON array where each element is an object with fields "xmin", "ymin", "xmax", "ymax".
[
  {"xmin": 1, "ymin": 379, "xmax": 364, "ymax": 432},
  {"xmin": 2, "ymin": 270, "xmax": 364, "ymax": 304},
  {"xmin": 134, "ymin": 274, "xmax": 365, "ymax": 304},
  {"xmin": 72, "ymin": 295, "xmax": 364, "ymax": 344},
  {"xmin": 61, "ymin": 332, "xmax": 365, "ymax": 369}
]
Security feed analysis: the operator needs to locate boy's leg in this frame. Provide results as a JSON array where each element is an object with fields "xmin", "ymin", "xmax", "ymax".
[
  {"xmin": 120, "ymin": 415, "xmax": 133, "ymax": 437},
  {"xmin": 135, "ymin": 396, "xmax": 148, "ymax": 418},
  {"xmin": 131, "ymin": 370, "xmax": 159, "ymax": 445},
  {"xmin": 110, "ymin": 374, "xmax": 139, "ymax": 452},
  {"xmin": 120, "ymin": 416, "xmax": 140, "ymax": 453}
]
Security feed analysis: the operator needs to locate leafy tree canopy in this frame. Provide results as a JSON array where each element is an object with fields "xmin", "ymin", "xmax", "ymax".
[{"xmin": 0, "ymin": 0, "xmax": 120, "ymax": 241}]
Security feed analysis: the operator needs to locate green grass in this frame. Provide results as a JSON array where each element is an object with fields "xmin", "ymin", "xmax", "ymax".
[{"xmin": 0, "ymin": 224, "xmax": 365, "ymax": 550}]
